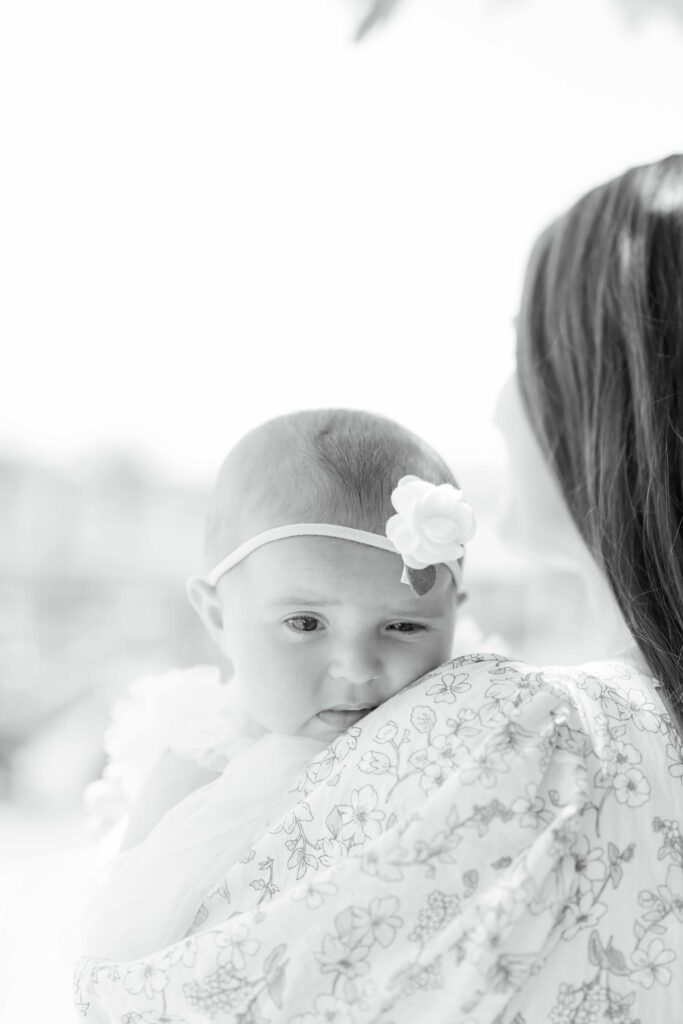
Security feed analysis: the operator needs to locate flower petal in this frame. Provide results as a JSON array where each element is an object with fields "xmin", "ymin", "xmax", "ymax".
[
  {"xmin": 390, "ymin": 478, "xmax": 427, "ymax": 517},
  {"xmin": 422, "ymin": 515, "xmax": 462, "ymax": 543}
]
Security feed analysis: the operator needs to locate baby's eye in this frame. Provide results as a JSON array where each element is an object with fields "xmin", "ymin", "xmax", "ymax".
[
  {"xmin": 385, "ymin": 622, "xmax": 427, "ymax": 635},
  {"xmin": 285, "ymin": 615, "xmax": 324, "ymax": 633}
]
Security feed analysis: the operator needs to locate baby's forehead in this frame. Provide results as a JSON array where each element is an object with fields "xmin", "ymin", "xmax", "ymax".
[{"xmin": 230, "ymin": 537, "xmax": 455, "ymax": 610}]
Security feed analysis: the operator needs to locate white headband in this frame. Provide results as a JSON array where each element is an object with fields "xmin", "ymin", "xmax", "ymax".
[
  {"xmin": 205, "ymin": 476, "xmax": 476, "ymax": 597},
  {"xmin": 206, "ymin": 522, "xmax": 464, "ymax": 590}
]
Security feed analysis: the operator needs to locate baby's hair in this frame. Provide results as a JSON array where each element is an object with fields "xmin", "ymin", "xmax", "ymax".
[{"xmin": 205, "ymin": 408, "xmax": 458, "ymax": 569}]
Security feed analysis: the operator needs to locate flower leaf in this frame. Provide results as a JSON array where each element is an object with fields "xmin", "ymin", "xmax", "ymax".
[
  {"xmin": 604, "ymin": 941, "xmax": 630, "ymax": 976},
  {"xmin": 406, "ymin": 565, "xmax": 437, "ymax": 596},
  {"xmin": 462, "ymin": 869, "xmax": 479, "ymax": 891},
  {"xmin": 410, "ymin": 705, "xmax": 437, "ymax": 734},
  {"xmin": 326, "ymin": 806, "xmax": 343, "ymax": 839},
  {"xmin": 588, "ymin": 929, "xmax": 606, "ymax": 967},
  {"xmin": 266, "ymin": 966, "xmax": 286, "ymax": 1009},
  {"xmin": 263, "ymin": 944, "xmax": 287, "ymax": 979},
  {"xmin": 310, "ymin": 756, "xmax": 335, "ymax": 783}
]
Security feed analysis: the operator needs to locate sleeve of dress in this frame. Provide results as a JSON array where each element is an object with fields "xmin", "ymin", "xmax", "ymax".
[{"xmin": 73, "ymin": 654, "xmax": 682, "ymax": 1024}]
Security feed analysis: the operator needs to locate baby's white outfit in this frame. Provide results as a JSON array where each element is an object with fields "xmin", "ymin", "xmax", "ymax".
[{"xmin": 80, "ymin": 666, "xmax": 327, "ymax": 962}]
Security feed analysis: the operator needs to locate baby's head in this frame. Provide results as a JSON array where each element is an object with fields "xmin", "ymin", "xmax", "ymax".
[{"xmin": 189, "ymin": 409, "xmax": 474, "ymax": 742}]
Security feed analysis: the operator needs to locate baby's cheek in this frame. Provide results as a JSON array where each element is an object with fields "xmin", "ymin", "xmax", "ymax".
[
  {"xmin": 384, "ymin": 648, "xmax": 421, "ymax": 692},
  {"xmin": 429, "ymin": 634, "xmax": 454, "ymax": 675},
  {"xmin": 250, "ymin": 670, "xmax": 319, "ymax": 732},
  {"xmin": 233, "ymin": 638, "xmax": 321, "ymax": 729},
  {"xmin": 401, "ymin": 638, "xmax": 450, "ymax": 685}
]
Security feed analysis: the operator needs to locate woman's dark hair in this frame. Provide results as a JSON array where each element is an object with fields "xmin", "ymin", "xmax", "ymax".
[{"xmin": 517, "ymin": 154, "xmax": 683, "ymax": 731}]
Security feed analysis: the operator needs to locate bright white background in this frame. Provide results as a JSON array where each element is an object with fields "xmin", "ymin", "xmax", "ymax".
[
  {"xmin": 2, "ymin": 0, "xmax": 682, "ymax": 484},
  {"xmin": 1, "ymin": 5, "xmax": 683, "ymax": 1015}
]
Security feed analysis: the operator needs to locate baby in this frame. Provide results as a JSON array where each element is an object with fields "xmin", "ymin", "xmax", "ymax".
[
  {"xmin": 188, "ymin": 407, "xmax": 474, "ymax": 743},
  {"xmin": 81, "ymin": 408, "xmax": 475, "ymax": 960}
]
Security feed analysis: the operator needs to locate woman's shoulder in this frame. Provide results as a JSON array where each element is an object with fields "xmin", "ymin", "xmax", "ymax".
[
  {"xmin": 420, "ymin": 649, "xmax": 671, "ymax": 734},
  {"xmin": 178, "ymin": 649, "xmax": 683, "ymax": 1022},
  {"xmin": 76, "ymin": 651, "xmax": 683, "ymax": 1023},
  {"xmin": 413, "ymin": 650, "xmax": 679, "ymax": 766},
  {"xmin": 296, "ymin": 650, "xmax": 680, "ymax": 823},
  {"xmin": 283, "ymin": 654, "xmax": 683, "ymax": 1011},
  {"xmin": 385, "ymin": 651, "xmax": 682, "ymax": 840}
]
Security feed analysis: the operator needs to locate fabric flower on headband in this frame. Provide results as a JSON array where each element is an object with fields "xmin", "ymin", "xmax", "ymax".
[{"xmin": 386, "ymin": 475, "xmax": 476, "ymax": 595}]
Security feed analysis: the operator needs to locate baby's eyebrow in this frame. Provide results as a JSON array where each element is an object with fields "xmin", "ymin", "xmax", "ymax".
[
  {"xmin": 386, "ymin": 610, "xmax": 446, "ymax": 620},
  {"xmin": 269, "ymin": 596, "xmax": 446, "ymax": 618}
]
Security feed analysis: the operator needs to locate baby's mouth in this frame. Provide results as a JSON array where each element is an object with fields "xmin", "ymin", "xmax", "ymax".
[{"xmin": 316, "ymin": 705, "xmax": 375, "ymax": 728}]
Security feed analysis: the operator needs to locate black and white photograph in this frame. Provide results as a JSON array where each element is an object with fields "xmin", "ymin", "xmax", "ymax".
[{"xmin": 2, "ymin": 1, "xmax": 683, "ymax": 1020}]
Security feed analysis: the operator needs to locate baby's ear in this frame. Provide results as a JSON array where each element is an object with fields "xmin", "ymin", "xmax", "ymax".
[{"xmin": 186, "ymin": 577, "xmax": 227, "ymax": 651}]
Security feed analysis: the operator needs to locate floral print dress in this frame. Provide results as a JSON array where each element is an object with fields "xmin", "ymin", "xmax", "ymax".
[{"xmin": 73, "ymin": 653, "xmax": 683, "ymax": 1023}]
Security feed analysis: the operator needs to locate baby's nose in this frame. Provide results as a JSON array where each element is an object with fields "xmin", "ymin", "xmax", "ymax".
[{"xmin": 329, "ymin": 642, "xmax": 381, "ymax": 686}]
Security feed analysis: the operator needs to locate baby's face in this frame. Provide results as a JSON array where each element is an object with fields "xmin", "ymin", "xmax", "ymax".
[{"xmin": 215, "ymin": 537, "xmax": 457, "ymax": 742}]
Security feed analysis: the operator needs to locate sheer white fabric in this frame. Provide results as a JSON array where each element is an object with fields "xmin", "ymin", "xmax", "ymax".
[{"xmin": 81, "ymin": 731, "xmax": 326, "ymax": 961}]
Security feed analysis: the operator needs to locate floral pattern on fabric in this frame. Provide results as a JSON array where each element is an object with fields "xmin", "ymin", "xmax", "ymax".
[{"xmin": 74, "ymin": 654, "xmax": 683, "ymax": 1023}]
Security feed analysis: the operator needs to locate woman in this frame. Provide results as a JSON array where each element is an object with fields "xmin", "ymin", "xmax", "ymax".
[{"xmin": 74, "ymin": 156, "xmax": 683, "ymax": 1022}]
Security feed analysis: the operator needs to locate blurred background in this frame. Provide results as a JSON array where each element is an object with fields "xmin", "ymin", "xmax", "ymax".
[{"xmin": 2, "ymin": 0, "xmax": 683, "ymax": 966}]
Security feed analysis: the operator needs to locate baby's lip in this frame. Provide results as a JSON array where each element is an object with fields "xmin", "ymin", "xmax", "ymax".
[
  {"xmin": 316, "ymin": 706, "xmax": 376, "ymax": 727},
  {"xmin": 324, "ymin": 704, "xmax": 376, "ymax": 712}
]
